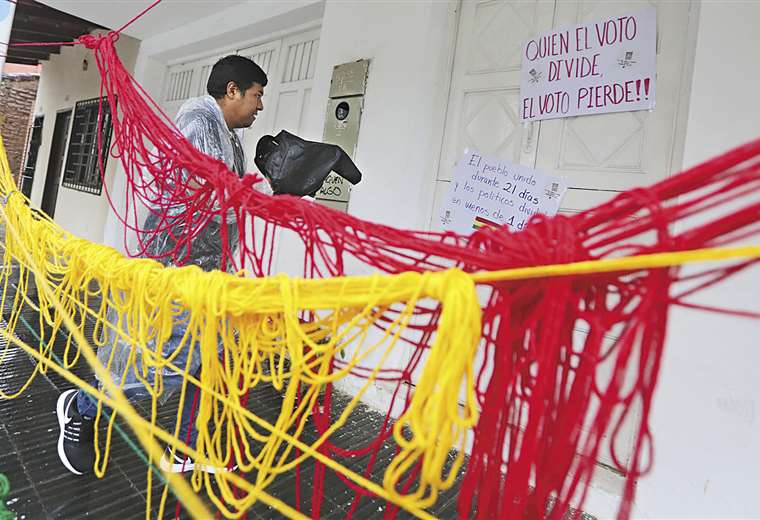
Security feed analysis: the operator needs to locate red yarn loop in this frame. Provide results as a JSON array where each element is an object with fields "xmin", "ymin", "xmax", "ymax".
[
  {"xmin": 78, "ymin": 34, "xmax": 101, "ymax": 49},
  {"xmin": 37, "ymin": 31, "xmax": 760, "ymax": 520},
  {"xmin": 77, "ymin": 31, "xmax": 120, "ymax": 50}
]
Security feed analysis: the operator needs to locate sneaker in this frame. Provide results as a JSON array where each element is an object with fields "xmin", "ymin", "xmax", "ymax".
[
  {"xmin": 159, "ymin": 448, "xmax": 236, "ymax": 474},
  {"xmin": 56, "ymin": 389, "xmax": 95, "ymax": 475}
]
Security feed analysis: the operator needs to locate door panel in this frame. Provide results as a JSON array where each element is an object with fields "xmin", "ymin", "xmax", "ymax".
[
  {"xmin": 239, "ymin": 30, "xmax": 319, "ymax": 171},
  {"xmin": 536, "ymin": 1, "xmax": 694, "ymax": 205},
  {"xmin": 272, "ymin": 90, "xmax": 301, "ymax": 133},
  {"xmin": 431, "ymin": 0, "xmax": 556, "ymax": 229},
  {"xmin": 437, "ymin": 0, "xmax": 556, "ymax": 184},
  {"xmin": 162, "ymin": 62, "xmax": 198, "ymax": 120},
  {"xmin": 237, "ymin": 39, "xmax": 283, "ymax": 156}
]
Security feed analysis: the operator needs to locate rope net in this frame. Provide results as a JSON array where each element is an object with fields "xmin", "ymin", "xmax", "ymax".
[{"xmin": 1, "ymin": 23, "xmax": 760, "ymax": 520}]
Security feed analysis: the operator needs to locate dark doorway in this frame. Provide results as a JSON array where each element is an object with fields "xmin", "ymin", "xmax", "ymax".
[
  {"xmin": 40, "ymin": 110, "xmax": 72, "ymax": 218},
  {"xmin": 20, "ymin": 115, "xmax": 44, "ymax": 198}
]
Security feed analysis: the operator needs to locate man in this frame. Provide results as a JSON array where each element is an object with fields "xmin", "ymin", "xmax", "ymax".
[{"xmin": 55, "ymin": 55, "xmax": 268, "ymax": 476}]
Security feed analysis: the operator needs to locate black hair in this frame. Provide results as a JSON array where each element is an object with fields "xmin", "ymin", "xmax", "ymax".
[{"xmin": 206, "ymin": 55, "xmax": 268, "ymax": 99}]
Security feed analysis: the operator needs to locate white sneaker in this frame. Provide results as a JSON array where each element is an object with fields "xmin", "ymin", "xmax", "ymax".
[{"xmin": 158, "ymin": 448, "xmax": 236, "ymax": 474}]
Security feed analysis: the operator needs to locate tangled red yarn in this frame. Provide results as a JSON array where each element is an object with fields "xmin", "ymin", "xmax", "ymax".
[{"xmin": 47, "ymin": 31, "xmax": 760, "ymax": 519}]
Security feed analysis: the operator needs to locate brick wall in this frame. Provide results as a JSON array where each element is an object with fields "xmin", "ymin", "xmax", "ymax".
[{"xmin": 0, "ymin": 74, "xmax": 39, "ymax": 181}]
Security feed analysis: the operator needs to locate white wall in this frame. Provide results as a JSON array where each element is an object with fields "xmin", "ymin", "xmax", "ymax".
[
  {"xmin": 302, "ymin": 0, "xmax": 456, "ymax": 234},
  {"xmin": 31, "ymin": 31, "xmax": 139, "ymax": 243},
  {"xmin": 138, "ymin": 1, "xmax": 323, "ymax": 63},
  {"xmin": 269, "ymin": 0, "xmax": 459, "ymax": 283},
  {"xmin": 633, "ymin": 3, "xmax": 760, "ymax": 519},
  {"xmin": 39, "ymin": 0, "xmax": 245, "ymax": 42}
]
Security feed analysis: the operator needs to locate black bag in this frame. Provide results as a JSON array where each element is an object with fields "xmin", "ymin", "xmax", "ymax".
[{"xmin": 254, "ymin": 130, "xmax": 362, "ymax": 197}]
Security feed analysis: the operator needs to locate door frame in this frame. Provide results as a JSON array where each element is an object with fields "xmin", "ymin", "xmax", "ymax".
[
  {"xmin": 40, "ymin": 108, "xmax": 73, "ymax": 218},
  {"xmin": 424, "ymin": 0, "xmax": 466, "ymax": 229},
  {"xmin": 20, "ymin": 115, "xmax": 45, "ymax": 198}
]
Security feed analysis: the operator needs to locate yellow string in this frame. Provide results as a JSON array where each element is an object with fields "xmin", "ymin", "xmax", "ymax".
[
  {"xmin": 0, "ymin": 229, "xmax": 448, "ymax": 517},
  {"xmin": 0, "ymin": 148, "xmax": 212, "ymax": 520},
  {"xmin": 0, "ymin": 137, "xmax": 471, "ymax": 518},
  {"xmin": 0, "ymin": 200, "xmax": 455, "ymax": 518},
  {"xmin": 1, "ymin": 132, "xmax": 759, "ymax": 520},
  {"xmin": 471, "ymin": 245, "xmax": 760, "ymax": 282},
  {"xmin": 0, "ymin": 253, "xmax": 440, "ymax": 518}
]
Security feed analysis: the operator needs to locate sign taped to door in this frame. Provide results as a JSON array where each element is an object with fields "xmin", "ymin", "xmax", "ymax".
[
  {"xmin": 440, "ymin": 150, "xmax": 567, "ymax": 235},
  {"xmin": 520, "ymin": 7, "xmax": 656, "ymax": 122}
]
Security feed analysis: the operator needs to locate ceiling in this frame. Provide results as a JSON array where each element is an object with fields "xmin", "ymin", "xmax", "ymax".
[
  {"xmin": 6, "ymin": 0, "xmax": 104, "ymax": 65},
  {"xmin": 37, "ymin": 0, "xmax": 246, "ymax": 41}
]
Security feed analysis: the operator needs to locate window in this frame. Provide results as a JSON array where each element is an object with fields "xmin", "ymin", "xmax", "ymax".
[{"xmin": 62, "ymin": 97, "xmax": 114, "ymax": 195}]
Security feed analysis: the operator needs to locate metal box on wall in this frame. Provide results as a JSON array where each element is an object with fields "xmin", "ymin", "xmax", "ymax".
[{"xmin": 315, "ymin": 59, "xmax": 369, "ymax": 211}]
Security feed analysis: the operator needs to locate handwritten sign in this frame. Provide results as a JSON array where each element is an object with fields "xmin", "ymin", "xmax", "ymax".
[
  {"xmin": 440, "ymin": 151, "xmax": 567, "ymax": 235},
  {"xmin": 520, "ymin": 7, "xmax": 656, "ymax": 121},
  {"xmin": 316, "ymin": 172, "xmax": 350, "ymax": 202}
]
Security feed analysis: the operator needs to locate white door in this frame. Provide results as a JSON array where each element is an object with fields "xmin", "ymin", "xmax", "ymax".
[
  {"xmin": 431, "ymin": 0, "xmax": 556, "ymax": 228},
  {"xmin": 237, "ymin": 37, "xmax": 283, "ymax": 161},
  {"xmin": 431, "ymin": 0, "xmax": 694, "ymax": 224},
  {"xmin": 413, "ymin": 0, "xmax": 558, "ymax": 447},
  {"xmin": 239, "ymin": 29, "xmax": 320, "ymax": 171},
  {"xmin": 161, "ymin": 41, "xmax": 284, "ymax": 150},
  {"xmin": 428, "ymin": 0, "xmax": 696, "ymax": 479},
  {"xmin": 536, "ymin": 0, "xmax": 694, "ymax": 212},
  {"xmin": 156, "ymin": 29, "xmax": 320, "ymax": 276},
  {"xmin": 236, "ymin": 30, "xmax": 320, "ymax": 277},
  {"xmin": 161, "ymin": 52, "xmax": 228, "ymax": 121}
]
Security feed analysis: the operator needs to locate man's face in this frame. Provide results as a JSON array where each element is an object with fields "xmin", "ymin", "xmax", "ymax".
[{"xmin": 231, "ymin": 82, "xmax": 264, "ymax": 129}]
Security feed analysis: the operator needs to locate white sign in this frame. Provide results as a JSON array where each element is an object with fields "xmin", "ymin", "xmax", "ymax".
[
  {"xmin": 440, "ymin": 151, "xmax": 568, "ymax": 235},
  {"xmin": 520, "ymin": 7, "xmax": 656, "ymax": 122}
]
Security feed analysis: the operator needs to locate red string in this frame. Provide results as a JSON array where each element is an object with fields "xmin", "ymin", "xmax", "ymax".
[
  {"xmin": 8, "ymin": 40, "xmax": 80, "ymax": 47},
  {"xmin": 53, "ymin": 31, "xmax": 760, "ymax": 520},
  {"xmin": 114, "ymin": 0, "xmax": 163, "ymax": 35}
]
